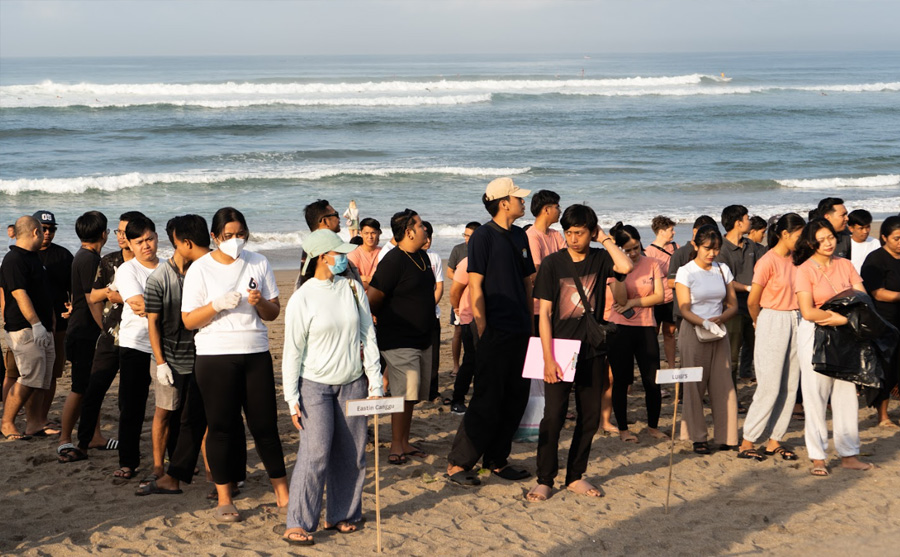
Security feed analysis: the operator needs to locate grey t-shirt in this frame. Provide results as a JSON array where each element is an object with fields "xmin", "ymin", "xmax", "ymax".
[
  {"xmin": 669, "ymin": 243, "xmax": 695, "ymax": 320},
  {"xmin": 715, "ymin": 237, "xmax": 757, "ymax": 313},
  {"xmin": 447, "ymin": 242, "xmax": 467, "ymax": 272},
  {"xmin": 144, "ymin": 259, "xmax": 195, "ymax": 375}
]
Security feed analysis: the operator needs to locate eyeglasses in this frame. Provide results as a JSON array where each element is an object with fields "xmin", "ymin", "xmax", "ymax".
[
  {"xmin": 319, "ymin": 212, "xmax": 339, "ymax": 222},
  {"xmin": 115, "ymin": 229, "xmax": 126, "ymax": 237}
]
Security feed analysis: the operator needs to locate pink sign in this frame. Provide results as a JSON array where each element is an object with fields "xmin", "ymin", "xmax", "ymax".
[{"xmin": 522, "ymin": 337, "xmax": 581, "ymax": 382}]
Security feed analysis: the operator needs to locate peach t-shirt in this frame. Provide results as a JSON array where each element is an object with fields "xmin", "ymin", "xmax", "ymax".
[
  {"xmin": 526, "ymin": 226, "xmax": 567, "ymax": 314},
  {"xmin": 347, "ymin": 245, "xmax": 381, "ymax": 283},
  {"xmin": 605, "ymin": 256, "xmax": 661, "ymax": 327},
  {"xmin": 453, "ymin": 257, "xmax": 473, "ymax": 325},
  {"xmin": 752, "ymin": 250, "xmax": 799, "ymax": 311},
  {"xmin": 645, "ymin": 242, "xmax": 678, "ymax": 303},
  {"xmin": 795, "ymin": 257, "xmax": 862, "ymax": 308}
]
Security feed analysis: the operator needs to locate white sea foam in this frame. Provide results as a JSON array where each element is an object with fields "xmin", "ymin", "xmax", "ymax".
[
  {"xmin": 0, "ymin": 166, "xmax": 531, "ymax": 195},
  {"xmin": 776, "ymin": 174, "xmax": 900, "ymax": 189},
  {"xmin": 3, "ymin": 76, "xmax": 895, "ymax": 109}
]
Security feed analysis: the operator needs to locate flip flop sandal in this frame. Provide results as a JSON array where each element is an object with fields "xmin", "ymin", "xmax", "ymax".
[
  {"xmin": 737, "ymin": 449, "xmax": 767, "ymax": 462},
  {"xmin": 283, "ymin": 528, "xmax": 314, "ymax": 546},
  {"xmin": 112, "ymin": 467, "xmax": 138, "ymax": 485},
  {"xmin": 57, "ymin": 445, "xmax": 88, "ymax": 464},
  {"xmin": 693, "ymin": 442, "xmax": 711, "ymax": 455},
  {"xmin": 763, "ymin": 446, "xmax": 798, "ymax": 460},
  {"xmin": 402, "ymin": 448, "xmax": 427, "ymax": 459},
  {"xmin": 446, "ymin": 470, "xmax": 481, "ymax": 486},
  {"xmin": 491, "ymin": 466, "xmax": 530, "ymax": 481},
  {"xmin": 4, "ymin": 432, "xmax": 33, "ymax": 441},
  {"xmin": 135, "ymin": 479, "xmax": 183, "ymax": 496},
  {"xmin": 388, "ymin": 453, "xmax": 407, "ymax": 465},
  {"xmin": 138, "ymin": 474, "xmax": 159, "ymax": 488}
]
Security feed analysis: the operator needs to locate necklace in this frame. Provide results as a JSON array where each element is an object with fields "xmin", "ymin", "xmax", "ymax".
[{"xmin": 402, "ymin": 249, "xmax": 427, "ymax": 271}]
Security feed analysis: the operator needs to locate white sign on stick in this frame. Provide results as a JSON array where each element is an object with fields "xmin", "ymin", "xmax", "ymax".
[
  {"xmin": 346, "ymin": 396, "xmax": 405, "ymax": 417},
  {"xmin": 655, "ymin": 367, "xmax": 703, "ymax": 385}
]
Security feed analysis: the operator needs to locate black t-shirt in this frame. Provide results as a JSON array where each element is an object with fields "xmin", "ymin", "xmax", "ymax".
[
  {"xmin": 834, "ymin": 230, "xmax": 851, "ymax": 260},
  {"xmin": 37, "ymin": 243, "xmax": 74, "ymax": 332},
  {"xmin": 669, "ymin": 243, "xmax": 696, "ymax": 319},
  {"xmin": 68, "ymin": 247, "xmax": 102, "ymax": 340},
  {"xmin": 447, "ymin": 242, "xmax": 467, "ymax": 272},
  {"xmin": 0, "ymin": 246, "xmax": 54, "ymax": 331},
  {"xmin": 861, "ymin": 248, "xmax": 900, "ymax": 327},
  {"xmin": 92, "ymin": 250, "xmax": 126, "ymax": 340},
  {"xmin": 369, "ymin": 247, "xmax": 436, "ymax": 350},
  {"xmin": 467, "ymin": 221, "xmax": 536, "ymax": 335},
  {"xmin": 533, "ymin": 248, "xmax": 622, "ymax": 353}
]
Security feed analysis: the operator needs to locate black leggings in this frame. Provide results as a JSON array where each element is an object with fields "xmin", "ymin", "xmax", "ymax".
[
  {"xmin": 194, "ymin": 352, "xmax": 286, "ymax": 485},
  {"xmin": 608, "ymin": 325, "xmax": 661, "ymax": 430}
]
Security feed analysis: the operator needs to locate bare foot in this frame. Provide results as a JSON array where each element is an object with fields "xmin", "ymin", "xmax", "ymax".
[
  {"xmin": 600, "ymin": 424, "xmax": 618, "ymax": 435},
  {"xmin": 877, "ymin": 419, "xmax": 899, "ymax": 428},
  {"xmin": 841, "ymin": 456, "xmax": 875, "ymax": 471},
  {"xmin": 619, "ymin": 430, "xmax": 639, "ymax": 443},
  {"xmin": 325, "ymin": 521, "xmax": 357, "ymax": 533},
  {"xmin": 647, "ymin": 428, "xmax": 667, "ymax": 440},
  {"xmin": 566, "ymin": 479, "xmax": 603, "ymax": 497},
  {"xmin": 447, "ymin": 464, "xmax": 465, "ymax": 477},
  {"xmin": 525, "ymin": 484, "xmax": 552, "ymax": 502}
]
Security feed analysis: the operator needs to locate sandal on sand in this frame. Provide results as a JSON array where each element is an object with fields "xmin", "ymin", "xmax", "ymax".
[
  {"xmin": 112, "ymin": 467, "xmax": 137, "ymax": 485},
  {"xmin": 810, "ymin": 466, "xmax": 830, "ymax": 477},
  {"xmin": 878, "ymin": 419, "xmax": 899, "ymax": 428},
  {"xmin": 214, "ymin": 504, "xmax": 242, "ymax": 523},
  {"xmin": 619, "ymin": 430, "xmax": 639, "ymax": 443},
  {"xmin": 763, "ymin": 446, "xmax": 798, "ymax": 461},
  {"xmin": 526, "ymin": 484, "xmax": 552, "ymax": 502},
  {"xmin": 566, "ymin": 479, "xmax": 604, "ymax": 498},
  {"xmin": 325, "ymin": 521, "xmax": 358, "ymax": 534},
  {"xmin": 402, "ymin": 448, "xmax": 427, "ymax": 459},
  {"xmin": 57, "ymin": 444, "xmax": 88, "ymax": 463},
  {"xmin": 388, "ymin": 453, "xmax": 407, "ymax": 465},
  {"xmin": 737, "ymin": 448, "xmax": 767, "ymax": 462},
  {"xmin": 138, "ymin": 474, "xmax": 159, "ymax": 488},
  {"xmin": 135, "ymin": 480, "xmax": 183, "ymax": 496},
  {"xmin": 90, "ymin": 439, "xmax": 119, "ymax": 451},
  {"xmin": 492, "ymin": 466, "xmax": 530, "ymax": 481},
  {"xmin": 693, "ymin": 442, "xmax": 711, "ymax": 455},
  {"xmin": 283, "ymin": 528, "xmax": 314, "ymax": 546},
  {"xmin": 446, "ymin": 470, "xmax": 481, "ymax": 486}
]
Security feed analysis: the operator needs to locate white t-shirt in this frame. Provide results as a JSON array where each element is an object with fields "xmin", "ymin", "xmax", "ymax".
[
  {"xmin": 850, "ymin": 237, "xmax": 880, "ymax": 273},
  {"xmin": 181, "ymin": 251, "xmax": 279, "ymax": 356},
  {"xmin": 427, "ymin": 250, "xmax": 444, "ymax": 319},
  {"xmin": 115, "ymin": 258, "xmax": 159, "ymax": 353},
  {"xmin": 675, "ymin": 261, "xmax": 734, "ymax": 320},
  {"xmin": 377, "ymin": 241, "xmax": 396, "ymax": 263}
]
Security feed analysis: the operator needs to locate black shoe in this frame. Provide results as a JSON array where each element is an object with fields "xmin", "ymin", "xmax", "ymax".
[
  {"xmin": 693, "ymin": 442, "xmax": 711, "ymax": 455},
  {"xmin": 451, "ymin": 402, "xmax": 466, "ymax": 415}
]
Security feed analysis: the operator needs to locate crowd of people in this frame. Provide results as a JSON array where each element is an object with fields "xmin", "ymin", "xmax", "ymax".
[{"xmin": 1, "ymin": 181, "xmax": 898, "ymax": 546}]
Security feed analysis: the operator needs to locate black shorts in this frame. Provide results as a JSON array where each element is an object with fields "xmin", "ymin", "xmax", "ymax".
[{"xmin": 654, "ymin": 302, "xmax": 675, "ymax": 325}]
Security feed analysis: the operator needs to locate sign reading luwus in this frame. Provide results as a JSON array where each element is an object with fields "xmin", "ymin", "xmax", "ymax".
[
  {"xmin": 346, "ymin": 397, "xmax": 405, "ymax": 417},
  {"xmin": 655, "ymin": 367, "xmax": 703, "ymax": 385}
]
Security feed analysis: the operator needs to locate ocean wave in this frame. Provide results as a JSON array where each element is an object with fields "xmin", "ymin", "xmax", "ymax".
[
  {"xmin": 0, "ymin": 166, "xmax": 531, "ymax": 195},
  {"xmin": 0, "ymin": 94, "xmax": 491, "ymax": 109},
  {"xmin": 776, "ymin": 174, "xmax": 900, "ymax": 189}
]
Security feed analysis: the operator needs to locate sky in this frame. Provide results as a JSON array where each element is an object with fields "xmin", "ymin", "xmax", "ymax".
[{"xmin": 1, "ymin": 0, "xmax": 899, "ymax": 58}]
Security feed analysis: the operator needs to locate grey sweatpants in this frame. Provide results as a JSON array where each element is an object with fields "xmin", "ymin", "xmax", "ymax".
[
  {"xmin": 742, "ymin": 309, "xmax": 801, "ymax": 443},
  {"xmin": 679, "ymin": 324, "xmax": 738, "ymax": 445}
]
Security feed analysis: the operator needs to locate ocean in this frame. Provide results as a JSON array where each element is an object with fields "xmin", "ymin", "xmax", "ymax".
[{"xmin": 1, "ymin": 51, "xmax": 898, "ymax": 266}]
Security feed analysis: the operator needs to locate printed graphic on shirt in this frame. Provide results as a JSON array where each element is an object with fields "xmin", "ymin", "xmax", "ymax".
[{"xmin": 558, "ymin": 274, "xmax": 598, "ymax": 320}]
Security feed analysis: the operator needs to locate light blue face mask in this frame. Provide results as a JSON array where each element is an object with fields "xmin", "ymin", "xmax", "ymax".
[{"xmin": 328, "ymin": 254, "xmax": 349, "ymax": 275}]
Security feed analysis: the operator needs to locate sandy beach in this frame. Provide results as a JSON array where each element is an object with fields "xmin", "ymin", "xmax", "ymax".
[{"xmin": 1, "ymin": 268, "xmax": 898, "ymax": 556}]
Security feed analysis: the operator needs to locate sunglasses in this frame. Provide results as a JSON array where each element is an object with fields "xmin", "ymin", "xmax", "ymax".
[
  {"xmin": 319, "ymin": 212, "xmax": 339, "ymax": 222},
  {"xmin": 42, "ymin": 226, "xmax": 57, "ymax": 233}
]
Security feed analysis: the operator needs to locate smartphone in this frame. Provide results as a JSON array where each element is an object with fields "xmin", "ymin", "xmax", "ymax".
[{"xmin": 622, "ymin": 307, "xmax": 635, "ymax": 319}]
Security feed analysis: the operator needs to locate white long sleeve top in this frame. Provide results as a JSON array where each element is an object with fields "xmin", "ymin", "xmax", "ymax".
[{"xmin": 282, "ymin": 275, "xmax": 383, "ymax": 415}]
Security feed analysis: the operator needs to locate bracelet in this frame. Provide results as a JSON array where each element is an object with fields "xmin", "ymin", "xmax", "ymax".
[{"xmin": 601, "ymin": 237, "xmax": 613, "ymax": 245}]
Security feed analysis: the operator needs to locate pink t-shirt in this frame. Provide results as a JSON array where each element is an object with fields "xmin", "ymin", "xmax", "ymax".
[
  {"xmin": 752, "ymin": 250, "xmax": 799, "ymax": 311},
  {"xmin": 606, "ymin": 256, "xmax": 661, "ymax": 327},
  {"xmin": 527, "ymin": 226, "xmax": 567, "ymax": 314},
  {"xmin": 453, "ymin": 257, "xmax": 473, "ymax": 325},
  {"xmin": 645, "ymin": 242, "xmax": 678, "ymax": 303},
  {"xmin": 347, "ymin": 245, "xmax": 381, "ymax": 284},
  {"xmin": 795, "ymin": 257, "xmax": 863, "ymax": 308}
]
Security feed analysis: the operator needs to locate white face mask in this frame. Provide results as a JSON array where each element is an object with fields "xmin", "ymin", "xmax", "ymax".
[{"xmin": 218, "ymin": 237, "xmax": 245, "ymax": 259}]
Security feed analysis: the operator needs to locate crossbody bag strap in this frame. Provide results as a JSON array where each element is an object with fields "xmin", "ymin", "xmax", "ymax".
[
  {"xmin": 813, "ymin": 261, "xmax": 841, "ymax": 295},
  {"xmin": 649, "ymin": 243, "xmax": 674, "ymax": 258},
  {"xmin": 563, "ymin": 251, "xmax": 596, "ymax": 316}
]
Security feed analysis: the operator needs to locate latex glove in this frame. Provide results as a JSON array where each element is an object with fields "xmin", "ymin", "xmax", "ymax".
[
  {"xmin": 156, "ymin": 362, "xmax": 174, "ymax": 386},
  {"xmin": 31, "ymin": 322, "xmax": 52, "ymax": 349},
  {"xmin": 212, "ymin": 291, "xmax": 242, "ymax": 312},
  {"xmin": 701, "ymin": 319, "xmax": 725, "ymax": 336}
]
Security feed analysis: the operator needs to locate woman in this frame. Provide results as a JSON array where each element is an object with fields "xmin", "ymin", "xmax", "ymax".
[
  {"xmin": 280, "ymin": 230, "xmax": 383, "ymax": 546},
  {"xmin": 738, "ymin": 213, "xmax": 806, "ymax": 462},
  {"xmin": 343, "ymin": 200, "xmax": 360, "ymax": 238},
  {"xmin": 861, "ymin": 215, "xmax": 900, "ymax": 427},
  {"xmin": 646, "ymin": 215, "xmax": 679, "ymax": 371},
  {"xmin": 607, "ymin": 222, "xmax": 665, "ymax": 442},
  {"xmin": 181, "ymin": 207, "xmax": 288, "ymax": 522},
  {"xmin": 794, "ymin": 219, "xmax": 873, "ymax": 476},
  {"xmin": 674, "ymin": 225, "xmax": 739, "ymax": 454}
]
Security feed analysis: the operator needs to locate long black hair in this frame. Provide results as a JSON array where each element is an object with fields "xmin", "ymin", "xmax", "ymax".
[
  {"xmin": 880, "ymin": 215, "xmax": 900, "ymax": 246},
  {"xmin": 766, "ymin": 212, "xmax": 806, "ymax": 249},
  {"xmin": 211, "ymin": 207, "xmax": 248, "ymax": 238},
  {"xmin": 792, "ymin": 219, "xmax": 836, "ymax": 266}
]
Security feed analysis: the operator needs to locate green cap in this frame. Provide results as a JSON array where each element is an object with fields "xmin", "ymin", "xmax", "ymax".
[{"xmin": 301, "ymin": 230, "xmax": 356, "ymax": 274}]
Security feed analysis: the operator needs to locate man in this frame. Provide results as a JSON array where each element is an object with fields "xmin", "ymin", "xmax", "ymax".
[
  {"xmin": 295, "ymin": 199, "xmax": 360, "ymax": 290},
  {"xmin": 32, "ymin": 210, "xmax": 73, "ymax": 433},
  {"xmin": 0, "ymin": 216, "xmax": 55, "ymax": 440},
  {"xmin": 716, "ymin": 205, "xmax": 757, "ymax": 388},
  {"xmin": 368, "ymin": 209, "xmax": 435, "ymax": 464},
  {"xmin": 527, "ymin": 204, "xmax": 631, "ymax": 502},
  {"xmin": 748, "ymin": 216, "xmax": 768, "ymax": 251},
  {"xmin": 446, "ymin": 222, "xmax": 480, "ymax": 377},
  {"xmin": 76, "ymin": 211, "xmax": 144, "ymax": 455},
  {"xmin": 5, "ymin": 224, "xmax": 14, "ymax": 247},
  {"xmin": 346, "ymin": 217, "xmax": 382, "ymax": 291},
  {"xmin": 847, "ymin": 209, "xmax": 879, "ymax": 272},
  {"xmin": 56, "ymin": 211, "xmax": 109, "ymax": 463},
  {"xmin": 137, "ymin": 215, "xmax": 212, "ymax": 496},
  {"xmin": 422, "ymin": 221, "xmax": 445, "ymax": 402},
  {"xmin": 817, "ymin": 197, "xmax": 850, "ymax": 259},
  {"xmin": 112, "ymin": 215, "xmax": 160, "ymax": 481},
  {"xmin": 446, "ymin": 177, "xmax": 536, "ymax": 486}
]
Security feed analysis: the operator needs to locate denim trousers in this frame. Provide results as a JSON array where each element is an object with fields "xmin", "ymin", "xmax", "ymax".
[{"xmin": 286, "ymin": 375, "xmax": 368, "ymax": 532}]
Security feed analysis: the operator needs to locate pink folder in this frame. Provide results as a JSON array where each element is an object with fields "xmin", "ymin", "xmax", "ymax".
[{"xmin": 521, "ymin": 337, "xmax": 581, "ymax": 382}]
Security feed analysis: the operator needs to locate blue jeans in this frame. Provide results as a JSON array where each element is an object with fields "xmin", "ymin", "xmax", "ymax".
[{"xmin": 287, "ymin": 375, "xmax": 367, "ymax": 532}]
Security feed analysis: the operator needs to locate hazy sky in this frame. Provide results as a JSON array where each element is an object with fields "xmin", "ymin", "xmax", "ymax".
[{"xmin": 2, "ymin": 0, "xmax": 899, "ymax": 58}]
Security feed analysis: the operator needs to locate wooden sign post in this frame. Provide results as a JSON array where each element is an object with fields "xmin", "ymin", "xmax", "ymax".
[
  {"xmin": 655, "ymin": 367, "xmax": 703, "ymax": 514},
  {"xmin": 346, "ymin": 396, "xmax": 405, "ymax": 553}
]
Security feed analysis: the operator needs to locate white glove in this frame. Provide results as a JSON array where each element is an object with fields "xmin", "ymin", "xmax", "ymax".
[
  {"xmin": 156, "ymin": 362, "xmax": 174, "ymax": 386},
  {"xmin": 701, "ymin": 319, "xmax": 725, "ymax": 336},
  {"xmin": 31, "ymin": 322, "xmax": 52, "ymax": 349},
  {"xmin": 212, "ymin": 291, "xmax": 242, "ymax": 312}
]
